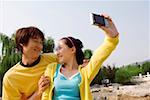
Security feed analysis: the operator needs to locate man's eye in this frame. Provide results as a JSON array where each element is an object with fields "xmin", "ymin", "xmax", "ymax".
[{"xmin": 34, "ymin": 40, "xmax": 43, "ymax": 44}]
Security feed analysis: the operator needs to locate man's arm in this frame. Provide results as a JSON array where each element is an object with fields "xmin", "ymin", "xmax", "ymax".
[
  {"xmin": 2, "ymin": 75, "xmax": 21, "ymax": 100},
  {"xmin": 27, "ymin": 75, "xmax": 50, "ymax": 100},
  {"xmin": 43, "ymin": 53, "xmax": 58, "ymax": 63}
]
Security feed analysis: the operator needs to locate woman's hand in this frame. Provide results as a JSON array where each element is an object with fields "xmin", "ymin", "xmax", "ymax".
[
  {"xmin": 99, "ymin": 14, "xmax": 119, "ymax": 38},
  {"xmin": 37, "ymin": 75, "xmax": 50, "ymax": 95}
]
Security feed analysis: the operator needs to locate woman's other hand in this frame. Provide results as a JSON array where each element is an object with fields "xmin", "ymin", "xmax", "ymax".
[{"xmin": 37, "ymin": 75, "xmax": 50, "ymax": 95}]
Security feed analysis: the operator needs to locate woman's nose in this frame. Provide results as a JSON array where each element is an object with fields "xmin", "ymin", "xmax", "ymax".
[{"xmin": 55, "ymin": 51, "xmax": 59, "ymax": 56}]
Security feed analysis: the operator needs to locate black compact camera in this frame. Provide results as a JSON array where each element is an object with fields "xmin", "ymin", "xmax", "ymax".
[{"xmin": 90, "ymin": 13, "xmax": 109, "ymax": 27}]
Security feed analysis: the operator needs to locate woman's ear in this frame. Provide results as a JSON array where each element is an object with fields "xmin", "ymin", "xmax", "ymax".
[{"xmin": 71, "ymin": 47, "xmax": 76, "ymax": 54}]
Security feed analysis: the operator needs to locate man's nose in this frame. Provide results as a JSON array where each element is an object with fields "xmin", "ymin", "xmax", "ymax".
[{"xmin": 36, "ymin": 43, "xmax": 43, "ymax": 50}]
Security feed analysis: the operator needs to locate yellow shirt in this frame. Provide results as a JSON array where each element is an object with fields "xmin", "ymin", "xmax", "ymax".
[
  {"xmin": 2, "ymin": 53, "xmax": 57, "ymax": 100},
  {"xmin": 42, "ymin": 36, "xmax": 119, "ymax": 100}
]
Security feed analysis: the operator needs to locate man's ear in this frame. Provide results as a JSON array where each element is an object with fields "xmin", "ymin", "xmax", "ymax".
[{"xmin": 20, "ymin": 43, "xmax": 23, "ymax": 47}]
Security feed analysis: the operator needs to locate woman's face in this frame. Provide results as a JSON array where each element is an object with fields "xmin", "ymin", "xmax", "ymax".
[{"xmin": 55, "ymin": 39, "xmax": 75, "ymax": 64}]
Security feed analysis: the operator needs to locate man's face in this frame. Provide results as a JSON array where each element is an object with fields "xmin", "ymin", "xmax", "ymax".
[
  {"xmin": 22, "ymin": 37, "xmax": 43, "ymax": 59},
  {"xmin": 82, "ymin": 58, "xmax": 90, "ymax": 67}
]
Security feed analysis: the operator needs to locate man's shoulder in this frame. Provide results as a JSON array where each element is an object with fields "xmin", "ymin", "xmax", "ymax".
[
  {"xmin": 41, "ymin": 53, "xmax": 57, "ymax": 62},
  {"xmin": 3, "ymin": 63, "xmax": 20, "ymax": 79},
  {"xmin": 41, "ymin": 53, "xmax": 56, "ymax": 57}
]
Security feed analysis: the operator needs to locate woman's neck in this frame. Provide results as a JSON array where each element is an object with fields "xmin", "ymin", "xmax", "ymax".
[{"xmin": 63, "ymin": 57, "xmax": 79, "ymax": 71}]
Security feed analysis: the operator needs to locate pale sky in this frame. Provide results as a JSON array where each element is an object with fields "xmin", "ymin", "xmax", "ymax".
[{"xmin": 0, "ymin": 0, "xmax": 149, "ymax": 67}]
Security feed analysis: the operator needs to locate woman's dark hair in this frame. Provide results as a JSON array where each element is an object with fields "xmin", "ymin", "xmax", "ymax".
[
  {"xmin": 15, "ymin": 26, "xmax": 44, "ymax": 53},
  {"xmin": 61, "ymin": 37, "xmax": 84, "ymax": 65}
]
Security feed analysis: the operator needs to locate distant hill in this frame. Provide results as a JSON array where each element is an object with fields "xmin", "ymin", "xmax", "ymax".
[
  {"xmin": 143, "ymin": 59, "xmax": 150, "ymax": 62},
  {"xmin": 131, "ymin": 59, "xmax": 150, "ymax": 66}
]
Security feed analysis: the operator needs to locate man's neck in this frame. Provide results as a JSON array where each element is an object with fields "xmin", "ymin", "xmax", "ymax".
[{"xmin": 21, "ymin": 55, "xmax": 39, "ymax": 65}]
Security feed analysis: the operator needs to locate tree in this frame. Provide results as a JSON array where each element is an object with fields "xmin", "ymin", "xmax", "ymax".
[
  {"xmin": 0, "ymin": 33, "xmax": 19, "ymax": 96},
  {"xmin": 141, "ymin": 61, "xmax": 150, "ymax": 75},
  {"xmin": 43, "ymin": 37, "xmax": 55, "ymax": 53},
  {"xmin": 83, "ymin": 49, "xmax": 93, "ymax": 59},
  {"xmin": 0, "ymin": 33, "xmax": 18, "ymax": 75},
  {"xmin": 90, "ymin": 68, "xmax": 103, "ymax": 85},
  {"xmin": 125, "ymin": 64, "xmax": 142, "ymax": 76},
  {"xmin": 104, "ymin": 65, "xmax": 116, "ymax": 83},
  {"xmin": 115, "ymin": 68, "xmax": 132, "ymax": 84},
  {"xmin": 0, "ymin": 33, "xmax": 15, "ymax": 56}
]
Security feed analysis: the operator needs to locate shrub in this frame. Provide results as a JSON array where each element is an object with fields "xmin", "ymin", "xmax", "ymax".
[
  {"xmin": 141, "ymin": 62, "xmax": 150, "ymax": 75},
  {"xmin": 115, "ymin": 68, "xmax": 132, "ymax": 84}
]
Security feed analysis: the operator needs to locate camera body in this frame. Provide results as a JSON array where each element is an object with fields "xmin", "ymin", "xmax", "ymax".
[{"xmin": 90, "ymin": 13, "xmax": 109, "ymax": 27}]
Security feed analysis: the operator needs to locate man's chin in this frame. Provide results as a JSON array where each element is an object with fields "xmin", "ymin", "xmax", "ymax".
[{"xmin": 32, "ymin": 55, "xmax": 40, "ymax": 60}]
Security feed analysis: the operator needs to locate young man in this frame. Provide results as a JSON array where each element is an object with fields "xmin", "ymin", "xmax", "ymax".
[{"xmin": 2, "ymin": 26, "xmax": 57, "ymax": 100}]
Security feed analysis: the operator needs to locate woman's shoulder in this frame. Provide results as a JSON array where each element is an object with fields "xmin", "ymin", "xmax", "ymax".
[
  {"xmin": 45, "ymin": 62, "xmax": 62, "ymax": 73},
  {"xmin": 44, "ymin": 62, "xmax": 59, "ymax": 76}
]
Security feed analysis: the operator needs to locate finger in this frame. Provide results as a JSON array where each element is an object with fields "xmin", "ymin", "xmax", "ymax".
[
  {"xmin": 44, "ymin": 76, "xmax": 50, "ymax": 80},
  {"xmin": 39, "ymin": 76, "xmax": 50, "ymax": 85},
  {"xmin": 39, "ymin": 77, "xmax": 44, "ymax": 85},
  {"xmin": 100, "ymin": 13, "xmax": 108, "ymax": 17},
  {"xmin": 42, "ymin": 76, "xmax": 50, "ymax": 81},
  {"xmin": 99, "ymin": 25, "xmax": 107, "ymax": 31},
  {"xmin": 41, "ymin": 79, "xmax": 50, "ymax": 87},
  {"xmin": 41, "ymin": 83, "xmax": 50, "ymax": 92},
  {"xmin": 43, "ymin": 76, "xmax": 49, "ymax": 78},
  {"xmin": 38, "ymin": 78, "xmax": 43, "ymax": 85},
  {"xmin": 21, "ymin": 93, "xmax": 27, "ymax": 100},
  {"xmin": 42, "ymin": 77, "xmax": 50, "ymax": 84},
  {"xmin": 100, "ymin": 13, "xmax": 110, "ymax": 19},
  {"xmin": 38, "ymin": 76, "xmax": 50, "ymax": 94},
  {"xmin": 41, "ymin": 75, "xmax": 45, "ymax": 78},
  {"xmin": 100, "ymin": 14, "xmax": 112, "ymax": 23}
]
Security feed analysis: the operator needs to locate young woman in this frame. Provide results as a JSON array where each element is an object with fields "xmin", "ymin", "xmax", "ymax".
[{"xmin": 39, "ymin": 14, "xmax": 119, "ymax": 100}]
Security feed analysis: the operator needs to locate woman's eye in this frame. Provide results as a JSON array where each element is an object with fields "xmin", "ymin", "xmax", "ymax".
[{"xmin": 55, "ymin": 46, "xmax": 62, "ymax": 51}]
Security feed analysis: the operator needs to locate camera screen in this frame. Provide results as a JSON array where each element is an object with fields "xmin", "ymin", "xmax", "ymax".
[{"xmin": 93, "ymin": 14, "xmax": 105, "ymax": 26}]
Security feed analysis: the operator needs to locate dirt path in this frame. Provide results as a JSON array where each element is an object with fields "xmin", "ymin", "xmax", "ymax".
[{"xmin": 92, "ymin": 81, "xmax": 150, "ymax": 100}]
